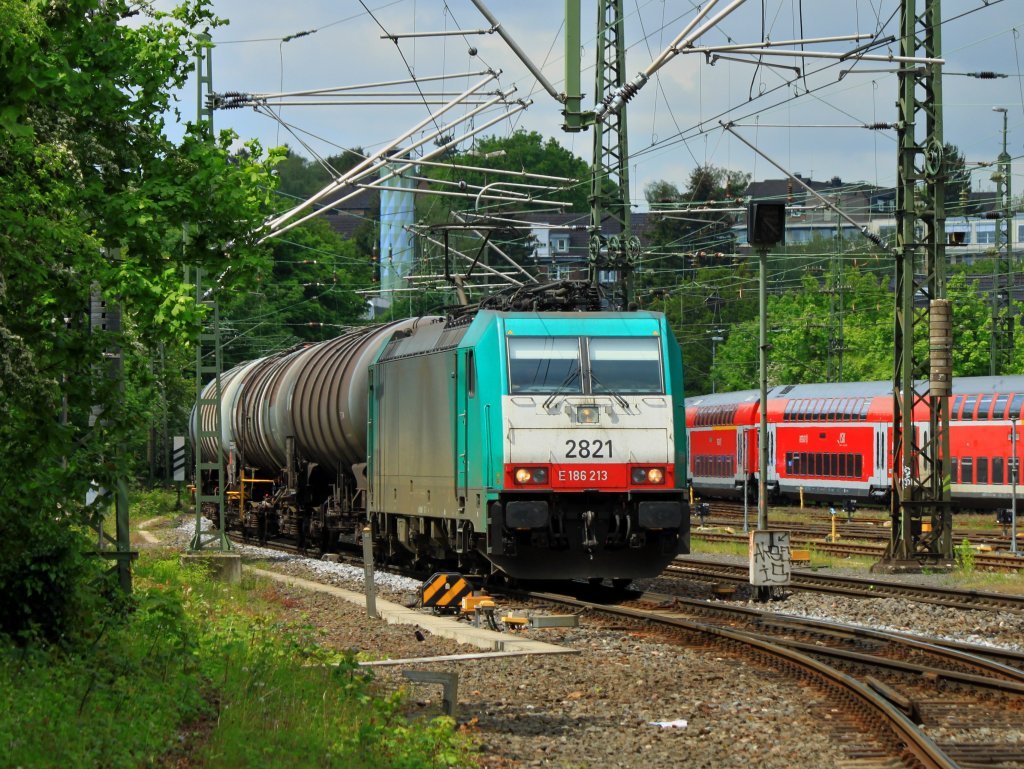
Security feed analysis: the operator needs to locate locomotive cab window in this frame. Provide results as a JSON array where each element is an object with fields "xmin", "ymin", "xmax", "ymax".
[
  {"xmin": 589, "ymin": 337, "xmax": 663, "ymax": 394},
  {"xmin": 507, "ymin": 337, "xmax": 582, "ymax": 394},
  {"xmin": 506, "ymin": 335, "xmax": 663, "ymax": 395}
]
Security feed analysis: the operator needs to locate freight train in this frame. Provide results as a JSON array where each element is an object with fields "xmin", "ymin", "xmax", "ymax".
[
  {"xmin": 191, "ymin": 283, "xmax": 689, "ymax": 582},
  {"xmin": 687, "ymin": 376, "xmax": 1024, "ymax": 510}
]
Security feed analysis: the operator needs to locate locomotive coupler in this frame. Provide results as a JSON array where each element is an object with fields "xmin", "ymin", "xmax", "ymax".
[
  {"xmin": 606, "ymin": 511, "xmax": 632, "ymax": 546},
  {"xmin": 581, "ymin": 509, "xmax": 598, "ymax": 549}
]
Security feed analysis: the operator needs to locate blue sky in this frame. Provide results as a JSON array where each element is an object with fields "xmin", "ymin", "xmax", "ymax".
[{"xmin": 160, "ymin": 1, "xmax": 1024, "ymax": 208}]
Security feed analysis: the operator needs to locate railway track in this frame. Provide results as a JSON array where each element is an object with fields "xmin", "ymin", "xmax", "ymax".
[
  {"xmin": 671, "ymin": 557, "xmax": 1024, "ymax": 614},
  {"xmin": 226, "ymin": 521, "xmax": 1024, "ymax": 766},
  {"xmin": 698, "ymin": 502, "xmax": 1023, "ymax": 552},
  {"xmin": 690, "ymin": 529, "xmax": 1024, "ymax": 572},
  {"xmin": 513, "ymin": 585, "xmax": 1024, "ymax": 769}
]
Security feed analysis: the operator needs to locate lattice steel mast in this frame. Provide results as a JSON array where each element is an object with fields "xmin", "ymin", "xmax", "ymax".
[
  {"xmin": 888, "ymin": 0, "xmax": 953, "ymax": 563},
  {"xmin": 991, "ymin": 106, "xmax": 1014, "ymax": 376},
  {"xmin": 189, "ymin": 35, "xmax": 230, "ymax": 552},
  {"xmin": 563, "ymin": 0, "xmax": 638, "ymax": 309}
]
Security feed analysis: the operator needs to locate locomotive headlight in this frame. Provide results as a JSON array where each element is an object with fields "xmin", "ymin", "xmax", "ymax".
[
  {"xmin": 631, "ymin": 467, "xmax": 666, "ymax": 485},
  {"xmin": 514, "ymin": 467, "xmax": 549, "ymax": 485},
  {"xmin": 576, "ymin": 404, "xmax": 600, "ymax": 424}
]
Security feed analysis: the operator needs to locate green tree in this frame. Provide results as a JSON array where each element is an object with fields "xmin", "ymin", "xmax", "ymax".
[
  {"xmin": 647, "ymin": 263, "xmax": 759, "ymax": 395},
  {"xmin": 414, "ymin": 131, "xmax": 592, "ymax": 280},
  {"xmin": 0, "ymin": 0, "xmax": 280, "ymax": 641},
  {"xmin": 642, "ymin": 165, "xmax": 750, "ymax": 290},
  {"xmin": 945, "ymin": 265, "xmax": 1003, "ymax": 376},
  {"xmin": 219, "ymin": 218, "xmax": 375, "ymax": 366},
  {"xmin": 273, "ymin": 146, "xmax": 367, "ymax": 201},
  {"xmin": 709, "ymin": 264, "xmax": 894, "ymax": 392}
]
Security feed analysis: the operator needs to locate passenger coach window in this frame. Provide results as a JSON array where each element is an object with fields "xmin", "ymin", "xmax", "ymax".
[
  {"xmin": 961, "ymin": 457, "xmax": 974, "ymax": 484},
  {"xmin": 1010, "ymin": 394, "xmax": 1024, "ymax": 419},
  {"xmin": 977, "ymin": 457, "xmax": 989, "ymax": 485},
  {"xmin": 993, "ymin": 457, "xmax": 1004, "ymax": 484},
  {"xmin": 507, "ymin": 337, "xmax": 582, "ymax": 394},
  {"xmin": 962, "ymin": 394, "xmax": 977, "ymax": 420},
  {"xmin": 994, "ymin": 394, "xmax": 1008, "ymax": 418},
  {"xmin": 589, "ymin": 337, "xmax": 663, "ymax": 394},
  {"xmin": 978, "ymin": 395, "xmax": 993, "ymax": 419}
]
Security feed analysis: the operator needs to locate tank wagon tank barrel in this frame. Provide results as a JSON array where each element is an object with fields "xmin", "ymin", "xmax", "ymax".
[{"xmin": 190, "ymin": 318, "xmax": 426, "ymax": 471}]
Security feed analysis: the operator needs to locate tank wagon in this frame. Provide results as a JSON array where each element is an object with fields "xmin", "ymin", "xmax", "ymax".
[
  {"xmin": 686, "ymin": 376, "xmax": 1024, "ymax": 510},
  {"xmin": 192, "ymin": 303, "xmax": 689, "ymax": 581}
]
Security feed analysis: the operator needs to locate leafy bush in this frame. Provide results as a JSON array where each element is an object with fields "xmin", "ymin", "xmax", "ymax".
[
  {"xmin": 955, "ymin": 538, "xmax": 976, "ymax": 574},
  {"xmin": 0, "ymin": 510, "xmax": 110, "ymax": 644},
  {"xmin": 195, "ymin": 617, "xmax": 477, "ymax": 769},
  {"xmin": 0, "ymin": 580, "xmax": 207, "ymax": 767},
  {"xmin": 1, "ymin": 555, "xmax": 478, "ymax": 768}
]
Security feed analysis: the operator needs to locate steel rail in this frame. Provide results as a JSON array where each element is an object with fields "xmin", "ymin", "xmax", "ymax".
[
  {"xmin": 523, "ymin": 590, "xmax": 959, "ymax": 769},
  {"xmin": 671, "ymin": 557, "xmax": 1024, "ymax": 611}
]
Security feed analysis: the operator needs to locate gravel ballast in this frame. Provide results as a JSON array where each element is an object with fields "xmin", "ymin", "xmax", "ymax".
[{"xmin": 158, "ymin": 520, "xmax": 1024, "ymax": 768}]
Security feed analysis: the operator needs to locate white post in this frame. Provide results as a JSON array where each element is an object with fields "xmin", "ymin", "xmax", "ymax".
[
  {"xmin": 362, "ymin": 525, "xmax": 378, "ymax": 618},
  {"xmin": 1012, "ymin": 418, "xmax": 1019, "ymax": 555},
  {"xmin": 742, "ymin": 431, "xmax": 749, "ymax": 533}
]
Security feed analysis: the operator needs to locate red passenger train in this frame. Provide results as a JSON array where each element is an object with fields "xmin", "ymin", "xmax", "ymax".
[{"xmin": 686, "ymin": 377, "xmax": 1024, "ymax": 510}]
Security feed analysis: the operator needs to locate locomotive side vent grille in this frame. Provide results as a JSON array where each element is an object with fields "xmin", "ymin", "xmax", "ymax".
[{"xmin": 435, "ymin": 325, "xmax": 469, "ymax": 351}]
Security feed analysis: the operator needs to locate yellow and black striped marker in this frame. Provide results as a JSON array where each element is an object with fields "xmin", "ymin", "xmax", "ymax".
[{"xmin": 421, "ymin": 572, "xmax": 472, "ymax": 614}]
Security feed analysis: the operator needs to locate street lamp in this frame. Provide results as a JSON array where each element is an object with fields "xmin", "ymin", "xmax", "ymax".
[{"xmin": 710, "ymin": 329, "xmax": 724, "ymax": 393}]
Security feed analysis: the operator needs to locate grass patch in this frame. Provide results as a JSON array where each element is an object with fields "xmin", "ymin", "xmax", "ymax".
[
  {"xmin": 0, "ymin": 575, "xmax": 207, "ymax": 768},
  {"xmin": 945, "ymin": 571, "xmax": 1024, "ymax": 594},
  {"xmin": 131, "ymin": 485, "xmax": 183, "ymax": 527},
  {"xmin": 690, "ymin": 537, "xmax": 879, "ymax": 571},
  {"xmin": 1, "ymin": 550, "xmax": 479, "ymax": 769}
]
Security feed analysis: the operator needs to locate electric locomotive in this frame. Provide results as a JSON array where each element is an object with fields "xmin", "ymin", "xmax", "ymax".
[{"xmin": 192, "ymin": 287, "xmax": 689, "ymax": 581}]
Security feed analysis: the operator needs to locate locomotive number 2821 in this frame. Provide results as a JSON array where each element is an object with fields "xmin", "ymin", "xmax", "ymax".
[{"xmin": 564, "ymin": 438, "xmax": 612, "ymax": 458}]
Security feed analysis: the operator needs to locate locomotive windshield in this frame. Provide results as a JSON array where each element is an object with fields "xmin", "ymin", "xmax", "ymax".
[
  {"xmin": 507, "ymin": 336, "xmax": 663, "ymax": 395},
  {"xmin": 507, "ymin": 337, "xmax": 583, "ymax": 394},
  {"xmin": 590, "ymin": 337, "xmax": 663, "ymax": 394}
]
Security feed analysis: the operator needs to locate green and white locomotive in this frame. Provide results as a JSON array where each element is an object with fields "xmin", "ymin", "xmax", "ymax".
[{"xmin": 192, "ymin": 287, "xmax": 689, "ymax": 581}]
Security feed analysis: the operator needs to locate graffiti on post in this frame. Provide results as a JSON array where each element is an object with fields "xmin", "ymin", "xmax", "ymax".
[{"xmin": 748, "ymin": 530, "xmax": 792, "ymax": 586}]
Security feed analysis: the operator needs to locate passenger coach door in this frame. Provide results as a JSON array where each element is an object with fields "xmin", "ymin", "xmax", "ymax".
[{"xmin": 737, "ymin": 429, "xmax": 746, "ymax": 481}]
